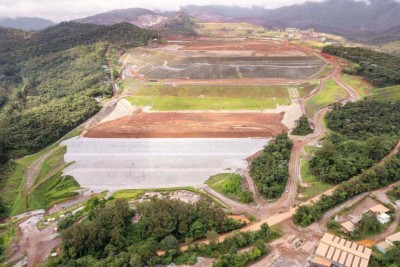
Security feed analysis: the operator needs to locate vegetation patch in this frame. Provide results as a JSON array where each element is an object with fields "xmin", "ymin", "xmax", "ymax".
[
  {"xmin": 250, "ymin": 133, "xmax": 292, "ymax": 199},
  {"xmin": 341, "ymin": 74, "xmax": 372, "ymax": 98},
  {"xmin": 127, "ymin": 95, "xmax": 286, "ymax": 110},
  {"xmin": 323, "ymin": 45, "xmax": 400, "ymax": 87},
  {"xmin": 291, "ymin": 115, "xmax": 313, "ymax": 136},
  {"xmin": 297, "ymin": 81, "xmax": 318, "ymax": 98},
  {"xmin": 386, "ymin": 185, "xmax": 400, "ymax": 203},
  {"xmin": 327, "ymin": 211, "xmax": 389, "ymax": 241},
  {"xmin": 28, "ymin": 174, "xmax": 79, "ymax": 210},
  {"xmin": 195, "ymin": 22, "xmax": 266, "ymax": 38},
  {"xmin": 370, "ymin": 241, "xmax": 400, "ymax": 267},
  {"xmin": 111, "ymin": 189, "xmax": 146, "ymax": 200},
  {"xmin": 317, "ymin": 64, "xmax": 333, "ymax": 78},
  {"xmin": 310, "ymin": 100, "xmax": 399, "ymax": 184},
  {"xmin": 298, "ymin": 160, "xmax": 332, "ymax": 200},
  {"xmin": 125, "ymin": 84, "xmax": 293, "ymax": 110},
  {"xmin": 369, "ymin": 85, "xmax": 400, "ymax": 102},
  {"xmin": 0, "ymin": 22, "xmax": 156, "ymax": 161},
  {"xmin": 305, "ymin": 78, "xmax": 348, "ymax": 117},
  {"xmin": 293, "ymin": 152, "xmax": 400, "ymax": 227},
  {"xmin": 206, "ymin": 173, "xmax": 253, "ymax": 204},
  {"xmin": 48, "ymin": 198, "xmax": 254, "ymax": 266}
]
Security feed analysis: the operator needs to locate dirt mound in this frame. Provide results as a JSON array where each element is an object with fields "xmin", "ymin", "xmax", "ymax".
[{"xmin": 84, "ymin": 112, "xmax": 287, "ymax": 138}]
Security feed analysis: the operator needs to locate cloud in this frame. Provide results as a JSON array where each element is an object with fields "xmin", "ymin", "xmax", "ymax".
[
  {"xmin": 0, "ymin": 0, "xmax": 325, "ymax": 22},
  {"xmin": 0, "ymin": 0, "xmax": 399, "ymax": 22}
]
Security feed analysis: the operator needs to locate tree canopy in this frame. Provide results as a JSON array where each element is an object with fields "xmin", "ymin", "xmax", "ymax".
[
  {"xmin": 250, "ymin": 133, "xmax": 292, "ymax": 199},
  {"xmin": 323, "ymin": 45, "xmax": 400, "ymax": 87}
]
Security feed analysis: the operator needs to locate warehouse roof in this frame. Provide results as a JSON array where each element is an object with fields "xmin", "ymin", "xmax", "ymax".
[{"xmin": 315, "ymin": 233, "xmax": 371, "ymax": 267}]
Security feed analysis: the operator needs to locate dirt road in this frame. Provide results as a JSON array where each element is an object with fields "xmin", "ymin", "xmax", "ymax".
[
  {"xmin": 7, "ymin": 215, "xmax": 60, "ymax": 267},
  {"xmin": 279, "ymin": 47, "xmax": 359, "ymax": 213},
  {"xmin": 24, "ymin": 148, "xmax": 56, "ymax": 193}
]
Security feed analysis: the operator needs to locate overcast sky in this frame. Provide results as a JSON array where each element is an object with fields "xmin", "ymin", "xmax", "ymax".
[
  {"xmin": 0, "ymin": 0, "xmax": 386, "ymax": 22},
  {"xmin": 0, "ymin": 0, "xmax": 330, "ymax": 22}
]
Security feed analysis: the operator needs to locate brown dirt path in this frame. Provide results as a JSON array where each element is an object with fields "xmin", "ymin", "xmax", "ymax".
[{"xmin": 24, "ymin": 148, "xmax": 57, "ymax": 192}]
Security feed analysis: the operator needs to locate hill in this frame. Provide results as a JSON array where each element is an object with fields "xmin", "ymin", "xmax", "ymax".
[
  {"xmin": 157, "ymin": 12, "xmax": 197, "ymax": 36},
  {"xmin": 75, "ymin": 9, "xmax": 196, "ymax": 36},
  {"xmin": 0, "ymin": 22, "xmax": 156, "ymax": 158},
  {"xmin": 180, "ymin": 0, "xmax": 400, "ymax": 44},
  {"xmin": 0, "ymin": 17, "xmax": 54, "ymax": 30},
  {"xmin": 75, "ymin": 8, "xmax": 167, "ymax": 27}
]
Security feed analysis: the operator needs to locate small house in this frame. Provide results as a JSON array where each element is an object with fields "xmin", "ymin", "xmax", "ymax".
[
  {"xmin": 377, "ymin": 213, "xmax": 390, "ymax": 224},
  {"xmin": 341, "ymin": 221, "xmax": 356, "ymax": 233}
]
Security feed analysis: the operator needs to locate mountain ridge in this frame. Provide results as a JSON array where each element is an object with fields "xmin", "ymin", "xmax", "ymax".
[{"xmin": 0, "ymin": 17, "xmax": 54, "ymax": 30}]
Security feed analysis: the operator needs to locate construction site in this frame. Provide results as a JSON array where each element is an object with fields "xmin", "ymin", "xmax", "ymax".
[{"xmin": 9, "ymin": 34, "xmax": 400, "ymax": 267}]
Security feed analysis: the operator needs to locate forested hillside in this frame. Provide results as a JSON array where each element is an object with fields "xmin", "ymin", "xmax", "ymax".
[
  {"xmin": 0, "ymin": 22, "xmax": 155, "ymax": 158},
  {"xmin": 323, "ymin": 46, "xmax": 400, "ymax": 87},
  {"xmin": 50, "ymin": 198, "xmax": 256, "ymax": 266},
  {"xmin": 309, "ymin": 100, "xmax": 399, "ymax": 184}
]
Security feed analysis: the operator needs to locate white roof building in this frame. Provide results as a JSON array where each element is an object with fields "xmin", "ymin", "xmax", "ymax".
[{"xmin": 377, "ymin": 213, "xmax": 391, "ymax": 224}]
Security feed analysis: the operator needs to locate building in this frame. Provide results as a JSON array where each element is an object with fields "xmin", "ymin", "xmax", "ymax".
[
  {"xmin": 369, "ymin": 204, "xmax": 391, "ymax": 224},
  {"xmin": 312, "ymin": 233, "xmax": 371, "ymax": 267},
  {"xmin": 375, "ymin": 232, "xmax": 400, "ymax": 253},
  {"xmin": 341, "ymin": 221, "xmax": 356, "ymax": 233},
  {"xmin": 385, "ymin": 232, "xmax": 400, "ymax": 246},
  {"xmin": 376, "ymin": 241, "xmax": 392, "ymax": 253},
  {"xmin": 369, "ymin": 204, "xmax": 389, "ymax": 215},
  {"xmin": 377, "ymin": 213, "xmax": 391, "ymax": 224}
]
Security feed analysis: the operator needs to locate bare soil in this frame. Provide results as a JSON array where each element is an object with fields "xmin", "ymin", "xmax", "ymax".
[{"xmin": 84, "ymin": 112, "xmax": 286, "ymax": 138}]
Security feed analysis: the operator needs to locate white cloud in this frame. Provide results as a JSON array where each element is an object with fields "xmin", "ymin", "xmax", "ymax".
[
  {"xmin": 0, "ymin": 0, "xmax": 398, "ymax": 22},
  {"xmin": 0, "ymin": 0, "xmax": 325, "ymax": 22}
]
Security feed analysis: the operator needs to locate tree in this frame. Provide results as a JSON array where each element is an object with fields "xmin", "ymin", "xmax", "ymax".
[
  {"xmin": 207, "ymin": 230, "xmax": 219, "ymax": 244},
  {"xmin": 291, "ymin": 115, "xmax": 313, "ymax": 136},
  {"xmin": 160, "ymin": 235, "xmax": 179, "ymax": 251}
]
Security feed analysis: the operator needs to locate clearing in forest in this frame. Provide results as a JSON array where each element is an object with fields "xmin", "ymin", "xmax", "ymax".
[{"xmin": 305, "ymin": 78, "xmax": 348, "ymax": 116}]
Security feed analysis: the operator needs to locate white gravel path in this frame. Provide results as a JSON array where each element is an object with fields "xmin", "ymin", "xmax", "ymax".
[{"xmin": 62, "ymin": 138, "xmax": 269, "ymax": 190}]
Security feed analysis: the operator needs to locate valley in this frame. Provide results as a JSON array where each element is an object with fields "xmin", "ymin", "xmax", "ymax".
[{"xmin": 0, "ymin": 3, "xmax": 399, "ymax": 267}]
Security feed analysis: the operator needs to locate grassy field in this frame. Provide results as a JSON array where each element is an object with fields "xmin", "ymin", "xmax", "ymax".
[
  {"xmin": 33, "ymin": 146, "xmax": 67, "ymax": 186},
  {"xmin": 0, "ymin": 144, "xmax": 59, "ymax": 215},
  {"xmin": 305, "ymin": 78, "xmax": 348, "ymax": 117},
  {"xmin": 369, "ymin": 85, "xmax": 400, "ymax": 102},
  {"xmin": 135, "ymin": 84, "xmax": 290, "ymax": 98},
  {"xmin": 297, "ymin": 82, "xmax": 318, "ymax": 97},
  {"xmin": 196, "ymin": 22, "xmax": 266, "ymax": 38},
  {"xmin": 317, "ymin": 65, "xmax": 333, "ymax": 78},
  {"xmin": 0, "ymin": 127, "xmax": 84, "ymax": 216},
  {"xmin": 304, "ymin": 146, "xmax": 318, "ymax": 156},
  {"xmin": 125, "ymin": 83, "xmax": 297, "ymax": 110},
  {"xmin": 291, "ymin": 40, "xmax": 325, "ymax": 50},
  {"xmin": 340, "ymin": 75, "xmax": 400, "ymax": 102},
  {"xmin": 340, "ymin": 74, "xmax": 372, "ymax": 98},
  {"xmin": 299, "ymin": 160, "xmax": 332, "ymax": 200},
  {"xmin": 28, "ymin": 174, "xmax": 79, "ymax": 210},
  {"xmin": 112, "ymin": 189, "xmax": 146, "ymax": 200},
  {"xmin": 206, "ymin": 173, "xmax": 253, "ymax": 204},
  {"xmin": 126, "ymin": 96, "xmax": 287, "ymax": 110}
]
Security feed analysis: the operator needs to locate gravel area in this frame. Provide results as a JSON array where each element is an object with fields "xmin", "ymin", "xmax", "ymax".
[{"xmin": 62, "ymin": 138, "xmax": 269, "ymax": 190}]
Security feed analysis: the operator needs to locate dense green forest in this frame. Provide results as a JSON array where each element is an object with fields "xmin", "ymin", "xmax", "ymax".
[
  {"xmin": 309, "ymin": 100, "xmax": 399, "ymax": 184},
  {"xmin": 0, "ymin": 22, "xmax": 156, "ymax": 159},
  {"xmin": 291, "ymin": 115, "xmax": 313, "ymax": 136},
  {"xmin": 322, "ymin": 46, "xmax": 400, "ymax": 87},
  {"xmin": 47, "ymin": 198, "xmax": 276, "ymax": 266},
  {"xmin": 293, "ymin": 152, "xmax": 400, "ymax": 227},
  {"xmin": 250, "ymin": 133, "xmax": 292, "ymax": 199}
]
